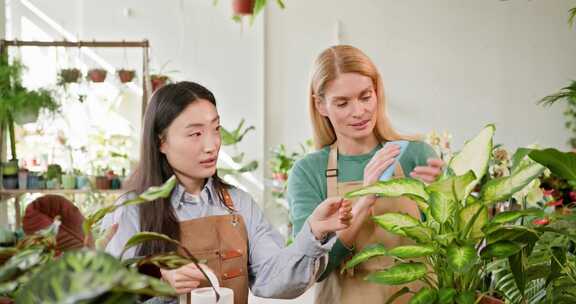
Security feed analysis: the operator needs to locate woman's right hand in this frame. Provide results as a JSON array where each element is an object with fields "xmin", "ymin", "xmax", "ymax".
[
  {"xmin": 160, "ymin": 263, "xmax": 210, "ymax": 294},
  {"xmin": 363, "ymin": 143, "xmax": 401, "ymax": 186}
]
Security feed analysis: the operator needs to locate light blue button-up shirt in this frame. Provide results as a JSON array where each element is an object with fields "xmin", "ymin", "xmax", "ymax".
[{"xmin": 102, "ymin": 178, "xmax": 335, "ymax": 299}]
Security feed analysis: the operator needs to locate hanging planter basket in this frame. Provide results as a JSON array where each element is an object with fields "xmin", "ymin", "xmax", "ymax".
[
  {"xmin": 57, "ymin": 68, "xmax": 81, "ymax": 84},
  {"xmin": 117, "ymin": 69, "xmax": 136, "ymax": 83},
  {"xmin": 151, "ymin": 74, "xmax": 169, "ymax": 92},
  {"xmin": 87, "ymin": 68, "xmax": 107, "ymax": 83},
  {"xmin": 233, "ymin": 0, "xmax": 254, "ymax": 15}
]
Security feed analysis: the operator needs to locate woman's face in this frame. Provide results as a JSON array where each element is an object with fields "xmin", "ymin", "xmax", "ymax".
[
  {"xmin": 160, "ymin": 99, "xmax": 221, "ymax": 180},
  {"xmin": 317, "ymin": 73, "xmax": 378, "ymax": 142}
]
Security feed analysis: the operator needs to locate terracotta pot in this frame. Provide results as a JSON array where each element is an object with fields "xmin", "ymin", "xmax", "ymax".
[
  {"xmin": 87, "ymin": 69, "xmax": 107, "ymax": 82},
  {"xmin": 233, "ymin": 0, "xmax": 254, "ymax": 15},
  {"xmin": 118, "ymin": 69, "xmax": 135, "ymax": 83},
  {"xmin": 478, "ymin": 294, "xmax": 504, "ymax": 304},
  {"xmin": 272, "ymin": 172, "xmax": 288, "ymax": 182},
  {"xmin": 95, "ymin": 176, "xmax": 111, "ymax": 190},
  {"xmin": 151, "ymin": 75, "xmax": 169, "ymax": 92},
  {"xmin": 58, "ymin": 68, "xmax": 81, "ymax": 84}
]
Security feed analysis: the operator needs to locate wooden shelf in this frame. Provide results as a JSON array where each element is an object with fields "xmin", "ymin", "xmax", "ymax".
[{"xmin": 0, "ymin": 189, "xmax": 125, "ymax": 196}]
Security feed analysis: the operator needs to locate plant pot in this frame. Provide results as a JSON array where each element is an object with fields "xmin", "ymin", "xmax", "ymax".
[
  {"xmin": 46, "ymin": 178, "xmax": 59, "ymax": 189},
  {"xmin": 76, "ymin": 175, "xmax": 90, "ymax": 189},
  {"xmin": 117, "ymin": 69, "xmax": 135, "ymax": 83},
  {"xmin": 12, "ymin": 107, "xmax": 39, "ymax": 125},
  {"xmin": 233, "ymin": 0, "xmax": 254, "ymax": 15},
  {"xmin": 95, "ymin": 176, "xmax": 111, "ymax": 190},
  {"xmin": 61, "ymin": 174, "xmax": 76, "ymax": 189},
  {"xmin": 27, "ymin": 173, "xmax": 44, "ymax": 189},
  {"xmin": 272, "ymin": 172, "xmax": 288, "ymax": 182},
  {"xmin": 18, "ymin": 170, "xmax": 28, "ymax": 190},
  {"xmin": 2, "ymin": 175, "xmax": 18, "ymax": 189},
  {"xmin": 478, "ymin": 294, "xmax": 504, "ymax": 304},
  {"xmin": 58, "ymin": 68, "xmax": 81, "ymax": 84},
  {"xmin": 151, "ymin": 75, "xmax": 169, "ymax": 92},
  {"xmin": 87, "ymin": 69, "xmax": 107, "ymax": 82}
]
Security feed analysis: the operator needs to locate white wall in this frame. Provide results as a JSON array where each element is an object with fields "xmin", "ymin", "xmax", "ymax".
[{"xmin": 266, "ymin": 0, "xmax": 576, "ymax": 152}]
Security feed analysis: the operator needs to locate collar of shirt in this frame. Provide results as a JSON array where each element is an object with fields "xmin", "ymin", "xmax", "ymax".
[{"xmin": 170, "ymin": 177, "xmax": 218, "ymax": 209}]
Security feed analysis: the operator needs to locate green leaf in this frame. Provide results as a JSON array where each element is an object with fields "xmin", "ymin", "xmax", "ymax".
[
  {"xmin": 402, "ymin": 226, "xmax": 433, "ymax": 243},
  {"xmin": 438, "ymin": 287, "xmax": 457, "ymax": 304},
  {"xmin": 344, "ymin": 244, "xmax": 387, "ymax": 271},
  {"xmin": 365, "ymin": 262, "xmax": 427, "ymax": 285},
  {"xmin": 455, "ymin": 291, "xmax": 475, "ymax": 304},
  {"xmin": 546, "ymin": 246, "xmax": 567, "ymax": 286},
  {"xmin": 509, "ymin": 251, "xmax": 526, "ymax": 295},
  {"xmin": 447, "ymin": 245, "xmax": 477, "ymax": 272},
  {"xmin": 529, "ymin": 148, "xmax": 576, "ymax": 183},
  {"xmin": 385, "ymin": 286, "xmax": 411, "ymax": 304},
  {"xmin": 426, "ymin": 170, "xmax": 476, "ymax": 202},
  {"xmin": 387, "ymin": 245, "xmax": 436, "ymax": 259},
  {"xmin": 449, "ymin": 124, "xmax": 495, "ymax": 196},
  {"xmin": 490, "ymin": 209, "xmax": 542, "ymax": 225},
  {"xmin": 480, "ymin": 163, "xmax": 545, "ymax": 205},
  {"xmin": 14, "ymin": 250, "xmax": 174, "ymax": 303},
  {"xmin": 511, "ymin": 147, "xmax": 533, "ymax": 172},
  {"xmin": 120, "ymin": 232, "xmax": 187, "ymax": 260},
  {"xmin": 238, "ymin": 160, "xmax": 258, "ymax": 173},
  {"xmin": 481, "ymin": 241, "xmax": 523, "ymax": 259},
  {"xmin": 408, "ymin": 287, "xmax": 437, "ymax": 304},
  {"xmin": 345, "ymin": 178, "xmax": 429, "ymax": 203},
  {"xmin": 135, "ymin": 252, "xmax": 191, "ymax": 270},
  {"xmin": 434, "ymin": 233, "xmax": 457, "ymax": 247},
  {"xmin": 372, "ymin": 213, "xmax": 420, "ymax": 237},
  {"xmin": 429, "ymin": 191, "xmax": 456, "ymax": 224},
  {"xmin": 458, "ymin": 203, "xmax": 488, "ymax": 239},
  {"xmin": 486, "ymin": 226, "xmax": 540, "ymax": 246}
]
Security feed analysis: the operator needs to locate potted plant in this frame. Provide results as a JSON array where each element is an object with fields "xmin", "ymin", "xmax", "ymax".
[
  {"xmin": 219, "ymin": 0, "xmax": 285, "ymax": 23},
  {"xmin": 44, "ymin": 164, "xmax": 62, "ymax": 189},
  {"xmin": 57, "ymin": 68, "xmax": 81, "ymax": 85},
  {"xmin": 150, "ymin": 74, "xmax": 170, "ymax": 92},
  {"xmin": 342, "ymin": 125, "xmax": 553, "ymax": 303},
  {"xmin": 268, "ymin": 140, "xmax": 313, "ymax": 197},
  {"xmin": 0, "ymin": 53, "xmax": 58, "ymax": 188},
  {"xmin": 87, "ymin": 68, "xmax": 107, "ymax": 83},
  {"xmin": 218, "ymin": 119, "xmax": 259, "ymax": 177},
  {"xmin": 117, "ymin": 68, "xmax": 135, "ymax": 83}
]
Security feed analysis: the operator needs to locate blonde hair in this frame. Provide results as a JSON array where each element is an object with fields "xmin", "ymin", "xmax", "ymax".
[{"xmin": 308, "ymin": 45, "xmax": 416, "ymax": 150}]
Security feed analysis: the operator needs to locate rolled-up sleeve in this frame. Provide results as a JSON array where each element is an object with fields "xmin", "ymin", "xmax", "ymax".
[{"xmin": 236, "ymin": 191, "xmax": 335, "ymax": 299}]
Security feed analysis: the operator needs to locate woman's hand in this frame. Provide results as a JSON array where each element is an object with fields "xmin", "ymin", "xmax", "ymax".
[
  {"xmin": 308, "ymin": 197, "xmax": 353, "ymax": 240},
  {"xmin": 160, "ymin": 263, "xmax": 210, "ymax": 294},
  {"xmin": 363, "ymin": 144, "xmax": 401, "ymax": 186},
  {"xmin": 410, "ymin": 158, "xmax": 444, "ymax": 184}
]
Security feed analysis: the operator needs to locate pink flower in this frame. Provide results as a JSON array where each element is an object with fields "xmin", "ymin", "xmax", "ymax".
[
  {"xmin": 569, "ymin": 191, "xmax": 576, "ymax": 203},
  {"xmin": 546, "ymin": 199, "xmax": 564, "ymax": 207},
  {"xmin": 533, "ymin": 218, "xmax": 550, "ymax": 226}
]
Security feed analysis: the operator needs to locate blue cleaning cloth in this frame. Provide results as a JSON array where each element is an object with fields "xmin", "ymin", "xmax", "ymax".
[{"xmin": 379, "ymin": 140, "xmax": 409, "ymax": 181}]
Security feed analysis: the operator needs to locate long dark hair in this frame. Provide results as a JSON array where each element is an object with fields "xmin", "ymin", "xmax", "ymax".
[{"xmin": 124, "ymin": 81, "xmax": 229, "ymax": 256}]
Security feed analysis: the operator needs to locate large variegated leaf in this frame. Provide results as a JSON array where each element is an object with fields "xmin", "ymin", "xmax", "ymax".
[
  {"xmin": 480, "ymin": 163, "xmax": 545, "ymax": 205},
  {"xmin": 448, "ymin": 124, "xmax": 495, "ymax": 196},
  {"xmin": 480, "ymin": 241, "xmax": 523, "ymax": 259},
  {"xmin": 490, "ymin": 209, "xmax": 542, "ymax": 225},
  {"xmin": 387, "ymin": 245, "xmax": 436, "ymax": 259},
  {"xmin": 345, "ymin": 178, "xmax": 429, "ymax": 203},
  {"xmin": 344, "ymin": 244, "xmax": 387, "ymax": 271},
  {"xmin": 402, "ymin": 226, "xmax": 433, "ymax": 243},
  {"xmin": 486, "ymin": 226, "xmax": 540, "ymax": 246},
  {"xmin": 365, "ymin": 262, "xmax": 427, "ymax": 285},
  {"xmin": 385, "ymin": 287, "xmax": 411, "ymax": 304},
  {"xmin": 438, "ymin": 287, "xmax": 457, "ymax": 304},
  {"xmin": 409, "ymin": 288, "xmax": 438, "ymax": 304},
  {"xmin": 14, "ymin": 250, "xmax": 174, "ymax": 303},
  {"xmin": 429, "ymin": 191, "xmax": 456, "ymax": 224},
  {"xmin": 529, "ymin": 148, "xmax": 576, "ymax": 183},
  {"xmin": 458, "ymin": 203, "xmax": 488, "ymax": 239},
  {"xmin": 447, "ymin": 245, "xmax": 477, "ymax": 272},
  {"xmin": 372, "ymin": 213, "xmax": 420, "ymax": 237},
  {"xmin": 426, "ymin": 170, "xmax": 476, "ymax": 203}
]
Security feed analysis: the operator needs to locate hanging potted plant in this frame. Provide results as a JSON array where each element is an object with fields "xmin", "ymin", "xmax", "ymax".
[
  {"xmin": 117, "ymin": 69, "xmax": 135, "ymax": 83},
  {"xmin": 57, "ymin": 68, "xmax": 81, "ymax": 85},
  {"xmin": 233, "ymin": 0, "xmax": 254, "ymax": 15},
  {"xmin": 0, "ymin": 53, "xmax": 58, "ymax": 188},
  {"xmin": 150, "ymin": 74, "xmax": 170, "ymax": 92},
  {"xmin": 87, "ymin": 68, "xmax": 107, "ymax": 83}
]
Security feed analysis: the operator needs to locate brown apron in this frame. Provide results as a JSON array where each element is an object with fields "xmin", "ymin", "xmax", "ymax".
[
  {"xmin": 178, "ymin": 189, "xmax": 249, "ymax": 304},
  {"xmin": 315, "ymin": 143, "xmax": 422, "ymax": 304}
]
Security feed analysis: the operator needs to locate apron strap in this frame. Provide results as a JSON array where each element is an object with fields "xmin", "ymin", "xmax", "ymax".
[{"xmin": 326, "ymin": 143, "xmax": 339, "ymax": 198}]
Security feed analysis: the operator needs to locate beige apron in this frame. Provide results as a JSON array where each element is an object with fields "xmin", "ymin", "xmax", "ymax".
[
  {"xmin": 178, "ymin": 189, "xmax": 249, "ymax": 304},
  {"xmin": 315, "ymin": 143, "xmax": 422, "ymax": 304}
]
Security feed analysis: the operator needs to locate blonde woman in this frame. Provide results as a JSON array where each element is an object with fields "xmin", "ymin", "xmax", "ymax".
[{"xmin": 287, "ymin": 45, "xmax": 443, "ymax": 303}]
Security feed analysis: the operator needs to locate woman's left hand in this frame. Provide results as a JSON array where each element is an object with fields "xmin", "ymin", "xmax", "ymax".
[
  {"xmin": 308, "ymin": 197, "xmax": 352, "ymax": 240},
  {"xmin": 410, "ymin": 158, "xmax": 444, "ymax": 184}
]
